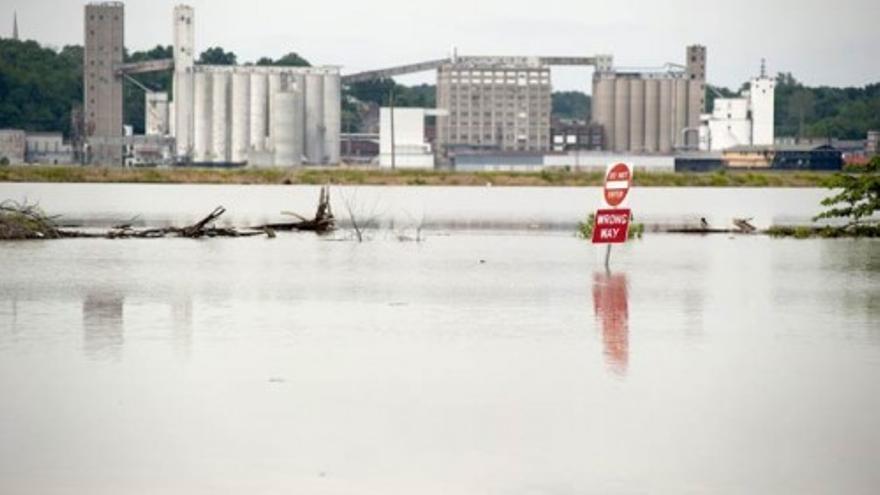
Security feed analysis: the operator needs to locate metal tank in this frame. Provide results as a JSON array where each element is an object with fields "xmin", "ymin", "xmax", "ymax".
[
  {"xmin": 272, "ymin": 91, "xmax": 299, "ymax": 166},
  {"xmin": 249, "ymin": 72, "xmax": 268, "ymax": 151},
  {"xmin": 673, "ymin": 78, "xmax": 688, "ymax": 149},
  {"xmin": 613, "ymin": 77, "xmax": 630, "ymax": 152},
  {"xmin": 266, "ymin": 72, "xmax": 282, "ymax": 151},
  {"xmin": 323, "ymin": 72, "xmax": 341, "ymax": 165},
  {"xmin": 658, "ymin": 78, "xmax": 673, "ymax": 153},
  {"xmin": 643, "ymin": 79, "xmax": 659, "ymax": 152},
  {"xmin": 591, "ymin": 75, "xmax": 615, "ymax": 151},
  {"xmin": 193, "ymin": 71, "xmax": 212, "ymax": 162},
  {"xmin": 230, "ymin": 71, "xmax": 250, "ymax": 163},
  {"xmin": 628, "ymin": 79, "xmax": 645, "ymax": 153},
  {"xmin": 305, "ymin": 72, "xmax": 325, "ymax": 164},
  {"xmin": 212, "ymin": 71, "xmax": 230, "ymax": 162}
]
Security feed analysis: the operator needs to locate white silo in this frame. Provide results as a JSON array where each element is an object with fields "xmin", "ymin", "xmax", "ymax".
[
  {"xmin": 323, "ymin": 72, "xmax": 341, "ymax": 165},
  {"xmin": 266, "ymin": 71, "xmax": 282, "ymax": 151},
  {"xmin": 628, "ymin": 79, "xmax": 645, "ymax": 153},
  {"xmin": 750, "ymin": 77, "xmax": 776, "ymax": 146},
  {"xmin": 673, "ymin": 78, "xmax": 688, "ymax": 149},
  {"xmin": 613, "ymin": 78, "xmax": 630, "ymax": 152},
  {"xmin": 272, "ymin": 91, "xmax": 300, "ymax": 166},
  {"xmin": 644, "ymin": 79, "xmax": 660, "ymax": 153},
  {"xmin": 172, "ymin": 5, "xmax": 194, "ymax": 159},
  {"xmin": 305, "ymin": 72, "xmax": 325, "ymax": 164},
  {"xmin": 658, "ymin": 78, "xmax": 673, "ymax": 153},
  {"xmin": 193, "ymin": 70, "xmax": 212, "ymax": 162},
  {"xmin": 230, "ymin": 71, "xmax": 250, "ymax": 163},
  {"xmin": 249, "ymin": 72, "xmax": 268, "ymax": 151},
  {"xmin": 292, "ymin": 73, "xmax": 306, "ymax": 164},
  {"xmin": 212, "ymin": 70, "xmax": 230, "ymax": 162}
]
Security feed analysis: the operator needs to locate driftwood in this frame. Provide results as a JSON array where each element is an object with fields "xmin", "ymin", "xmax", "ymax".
[
  {"xmin": 256, "ymin": 185, "xmax": 335, "ymax": 233},
  {"xmin": 95, "ymin": 206, "xmax": 267, "ymax": 239}
]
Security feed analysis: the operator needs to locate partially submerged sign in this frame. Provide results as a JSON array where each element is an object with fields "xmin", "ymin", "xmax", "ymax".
[
  {"xmin": 592, "ymin": 208, "xmax": 631, "ymax": 244},
  {"xmin": 593, "ymin": 162, "xmax": 634, "ymax": 247}
]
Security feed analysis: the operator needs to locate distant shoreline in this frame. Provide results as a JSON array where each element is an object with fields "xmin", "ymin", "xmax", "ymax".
[{"xmin": 0, "ymin": 165, "xmax": 836, "ymax": 188}]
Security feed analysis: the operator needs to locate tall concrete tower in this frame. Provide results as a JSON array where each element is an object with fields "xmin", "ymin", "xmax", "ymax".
[
  {"xmin": 84, "ymin": 2, "xmax": 124, "ymax": 165},
  {"xmin": 750, "ymin": 76, "xmax": 776, "ymax": 146},
  {"xmin": 173, "ymin": 5, "xmax": 195, "ymax": 161},
  {"xmin": 685, "ymin": 45, "xmax": 706, "ymax": 149}
]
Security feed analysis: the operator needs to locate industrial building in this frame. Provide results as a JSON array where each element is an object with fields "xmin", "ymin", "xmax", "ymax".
[
  {"xmin": 378, "ymin": 107, "xmax": 437, "ymax": 169},
  {"xmin": 590, "ymin": 46, "xmax": 706, "ymax": 154},
  {"xmin": 699, "ymin": 71, "xmax": 775, "ymax": 151},
  {"xmin": 435, "ymin": 57, "xmax": 551, "ymax": 154},
  {"xmin": 82, "ymin": 3, "xmax": 342, "ymax": 167},
  {"xmin": 723, "ymin": 144, "xmax": 842, "ymax": 170},
  {"xmin": 167, "ymin": 5, "xmax": 341, "ymax": 166},
  {"xmin": 343, "ymin": 55, "xmax": 611, "ymax": 163}
]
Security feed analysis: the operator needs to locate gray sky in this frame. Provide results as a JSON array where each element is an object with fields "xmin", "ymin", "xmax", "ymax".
[{"xmin": 2, "ymin": 0, "xmax": 878, "ymax": 92}]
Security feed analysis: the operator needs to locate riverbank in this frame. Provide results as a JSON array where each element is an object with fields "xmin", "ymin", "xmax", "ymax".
[{"xmin": 0, "ymin": 165, "xmax": 837, "ymax": 187}]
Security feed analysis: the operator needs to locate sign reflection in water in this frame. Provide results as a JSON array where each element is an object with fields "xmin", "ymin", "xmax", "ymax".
[{"xmin": 592, "ymin": 272, "xmax": 629, "ymax": 375}]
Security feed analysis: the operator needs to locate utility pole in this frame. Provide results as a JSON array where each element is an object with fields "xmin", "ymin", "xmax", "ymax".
[{"xmin": 389, "ymin": 88, "xmax": 396, "ymax": 171}]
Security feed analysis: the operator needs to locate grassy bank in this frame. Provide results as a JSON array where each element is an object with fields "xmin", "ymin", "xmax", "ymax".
[{"xmin": 0, "ymin": 165, "xmax": 837, "ymax": 188}]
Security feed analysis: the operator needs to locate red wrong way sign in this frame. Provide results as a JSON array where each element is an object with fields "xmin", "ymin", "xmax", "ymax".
[
  {"xmin": 603, "ymin": 162, "xmax": 632, "ymax": 208},
  {"xmin": 592, "ymin": 208, "xmax": 631, "ymax": 244}
]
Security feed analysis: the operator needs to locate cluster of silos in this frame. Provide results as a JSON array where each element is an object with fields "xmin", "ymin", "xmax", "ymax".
[
  {"xmin": 189, "ymin": 65, "xmax": 341, "ymax": 165},
  {"xmin": 592, "ymin": 72, "xmax": 703, "ymax": 153}
]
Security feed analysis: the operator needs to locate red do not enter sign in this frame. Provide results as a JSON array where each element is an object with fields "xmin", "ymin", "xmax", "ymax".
[{"xmin": 603, "ymin": 162, "xmax": 632, "ymax": 208}]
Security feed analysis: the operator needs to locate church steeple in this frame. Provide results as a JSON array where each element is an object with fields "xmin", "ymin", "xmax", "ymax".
[{"xmin": 12, "ymin": 11, "xmax": 18, "ymax": 40}]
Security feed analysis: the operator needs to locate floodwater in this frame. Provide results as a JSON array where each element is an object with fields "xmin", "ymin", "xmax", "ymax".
[{"xmin": 1, "ymin": 183, "xmax": 879, "ymax": 494}]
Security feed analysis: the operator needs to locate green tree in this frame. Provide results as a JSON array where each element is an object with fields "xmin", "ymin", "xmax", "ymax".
[
  {"xmin": 198, "ymin": 47, "xmax": 236, "ymax": 65},
  {"xmin": 551, "ymin": 91, "xmax": 591, "ymax": 120},
  {"xmin": 814, "ymin": 157, "xmax": 880, "ymax": 227}
]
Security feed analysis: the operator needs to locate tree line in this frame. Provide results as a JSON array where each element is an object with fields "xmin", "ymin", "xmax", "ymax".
[{"xmin": 1, "ymin": 38, "xmax": 877, "ymax": 140}]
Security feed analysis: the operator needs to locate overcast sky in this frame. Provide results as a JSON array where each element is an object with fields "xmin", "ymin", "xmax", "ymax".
[{"xmin": 3, "ymin": 0, "xmax": 878, "ymax": 92}]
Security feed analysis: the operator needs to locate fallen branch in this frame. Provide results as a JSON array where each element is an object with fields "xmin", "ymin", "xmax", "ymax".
[{"xmin": 257, "ymin": 185, "xmax": 335, "ymax": 233}]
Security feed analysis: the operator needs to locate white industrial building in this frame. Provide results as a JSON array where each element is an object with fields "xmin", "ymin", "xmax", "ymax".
[
  {"xmin": 155, "ymin": 5, "xmax": 341, "ymax": 166},
  {"xmin": 378, "ymin": 107, "xmax": 441, "ymax": 169},
  {"xmin": 699, "ymin": 75, "xmax": 775, "ymax": 151}
]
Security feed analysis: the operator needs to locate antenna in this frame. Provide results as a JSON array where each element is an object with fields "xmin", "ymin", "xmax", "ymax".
[{"xmin": 760, "ymin": 58, "xmax": 766, "ymax": 78}]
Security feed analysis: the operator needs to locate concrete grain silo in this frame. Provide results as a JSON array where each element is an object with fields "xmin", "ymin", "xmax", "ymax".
[
  {"xmin": 230, "ymin": 71, "xmax": 250, "ymax": 163},
  {"xmin": 292, "ymin": 74, "xmax": 306, "ymax": 163},
  {"xmin": 628, "ymin": 79, "xmax": 645, "ymax": 153},
  {"xmin": 644, "ymin": 79, "xmax": 659, "ymax": 153},
  {"xmin": 211, "ymin": 70, "xmax": 230, "ymax": 162},
  {"xmin": 272, "ymin": 91, "xmax": 299, "ymax": 166},
  {"xmin": 249, "ymin": 72, "xmax": 268, "ymax": 152},
  {"xmin": 687, "ymin": 79, "xmax": 704, "ymax": 147},
  {"xmin": 305, "ymin": 72, "xmax": 325, "ymax": 164},
  {"xmin": 323, "ymin": 72, "xmax": 341, "ymax": 165},
  {"xmin": 658, "ymin": 78, "xmax": 673, "ymax": 153},
  {"xmin": 193, "ymin": 71, "xmax": 212, "ymax": 162},
  {"xmin": 266, "ymin": 72, "xmax": 282, "ymax": 151},
  {"xmin": 172, "ymin": 5, "xmax": 195, "ymax": 160},
  {"xmin": 591, "ymin": 75, "xmax": 615, "ymax": 151},
  {"xmin": 673, "ymin": 78, "xmax": 688, "ymax": 149},
  {"xmin": 589, "ymin": 45, "xmax": 706, "ymax": 153},
  {"xmin": 613, "ymin": 78, "xmax": 630, "ymax": 152}
]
